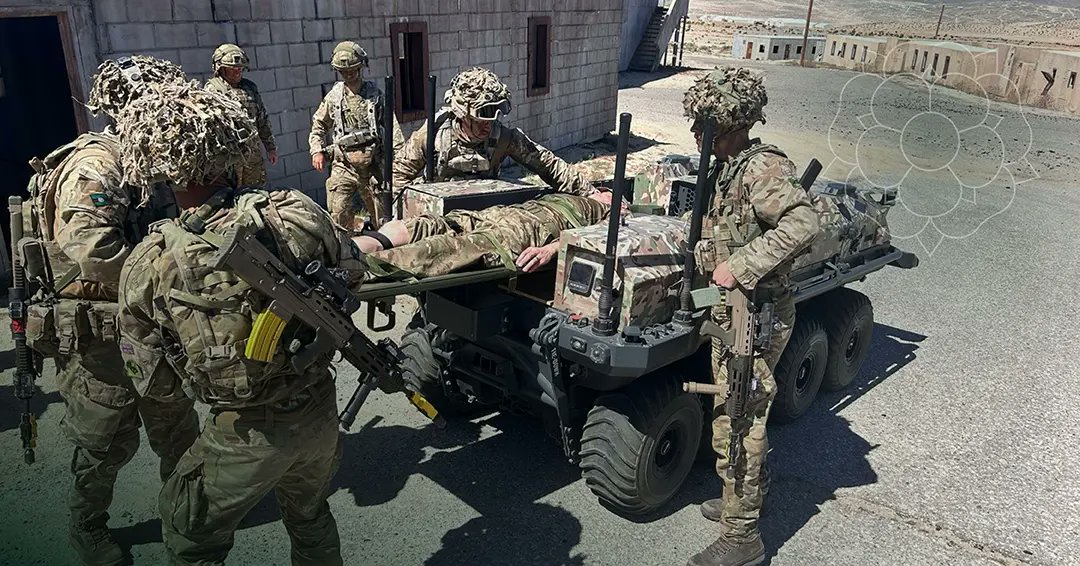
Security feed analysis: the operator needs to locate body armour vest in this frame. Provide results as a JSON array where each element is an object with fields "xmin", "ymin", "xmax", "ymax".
[{"xmin": 327, "ymin": 81, "xmax": 381, "ymax": 149}]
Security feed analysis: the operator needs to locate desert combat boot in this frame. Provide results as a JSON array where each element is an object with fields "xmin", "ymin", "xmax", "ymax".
[
  {"xmin": 686, "ymin": 532, "xmax": 765, "ymax": 566},
  {"xmin": 70, "ymin": 517, "xmax": 125, "ymax": 566}
]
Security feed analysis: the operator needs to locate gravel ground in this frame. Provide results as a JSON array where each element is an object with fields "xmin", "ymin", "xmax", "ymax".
[{"xmin": 2, "ymin": 58, "xmax": 1079, "ymax": 566}]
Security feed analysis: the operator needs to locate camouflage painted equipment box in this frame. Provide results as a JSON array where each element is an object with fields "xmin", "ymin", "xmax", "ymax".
[
  {"xmin": 632, "ymin": 155, "xmax": 696, "ymax": 211},
  {"xmin": 400, "ymin": 179, "xmax": 552, "ymax": 219},
  {"xmin": 554, "ymin": 215, "xmax": 689, "ymax": 330}
]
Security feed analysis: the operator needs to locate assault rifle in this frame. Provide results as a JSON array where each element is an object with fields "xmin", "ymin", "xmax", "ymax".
[
  {"xmin": 8, "ymin": 196, "xmax": 37, "ymax": 464},
  {"xmin": 210, "ymin": 224, "xmax": 444, "ymax": 429}
]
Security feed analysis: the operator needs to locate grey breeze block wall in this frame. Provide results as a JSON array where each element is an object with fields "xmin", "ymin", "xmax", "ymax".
[{"xmin": 1, "ymin": 0, "xmax": 623, "ymax": 200}]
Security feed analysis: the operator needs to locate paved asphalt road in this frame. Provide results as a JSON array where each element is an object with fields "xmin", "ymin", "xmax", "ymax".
[{"xmin": 2, "ymin": 57, "xmax": 1078, "ymax": 566}]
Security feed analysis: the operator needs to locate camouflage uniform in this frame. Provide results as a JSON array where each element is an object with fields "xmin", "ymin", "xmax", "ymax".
[
  {"xmin": 684, "ymin": 67, "xmax": 819, "ymax": 566},
  {"xmin": 205, "ymin": 76, "xmax": 275, "ymax": 186},
  {"xmin": 24, "ymin": 131, "xmax": 199, "ymax": 565},
  {"xmin": 310, "ymin": 79, "xmax": 403, "ymax": 230},
  {"xmin": 369, "ymin": 194, "xmax": 608, "ymax": 278},
  {"xmin": 392, "ymin": 67, "xmax": 595, "ymax": 197},
  {"xmin": 118, "ymin": 188, "xmax": 359, "ymax": 565}
]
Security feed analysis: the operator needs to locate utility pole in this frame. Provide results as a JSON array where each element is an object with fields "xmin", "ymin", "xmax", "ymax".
[
  {"xmin": 935, "ymin": 4, "xmax": 945, "ymax": 38},
  {"xmin": 799, "ymin": 0, "xmax": 815, "ymax": 66}
]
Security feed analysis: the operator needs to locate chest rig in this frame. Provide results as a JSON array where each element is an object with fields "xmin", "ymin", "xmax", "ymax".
[
  {"xmin": 152, "ymin": 189, "xmax": 329, "ymax": 406},
  {"xmin": 329, "ymin": 81, "xmax": 381, "ymax": 150},
  {"xmin": 433, "ymin": 113, "xmax": 513, "ymax": 180},
  {"xmin": 696, "ymin": 142, "xmax": 787, "ymax": 270}
]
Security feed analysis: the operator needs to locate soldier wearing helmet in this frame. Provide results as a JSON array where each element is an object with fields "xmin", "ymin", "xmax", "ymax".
[
  {"xmin": 392, "ymin": 67, "xmax": 596, "ymax": 197},
  {"xmin": 205, "ymin": 43, "xmax": 277, "ymax": 187},
  {"xmin": 309, "ymin": 40, "xmax": 403, "ymax": 231},
  {"xmin": 26, "ymin": 56, "xmax": 199, "ymax": 566},
  {"xmin": 684, "ymin": 67, "xmax": 819, "ymax": 566}
]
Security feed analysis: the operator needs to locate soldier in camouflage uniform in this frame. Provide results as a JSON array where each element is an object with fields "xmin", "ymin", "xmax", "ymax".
[
  {"xmin": 309, "ymin": 41, "xmax": 403, "ymax": 231},
  {"xmin": 23, "ymin": 56, "xmax": 199, "ymax": 566},
  {"xmin": 685, "ymin": 67, "xmax": 819, "ymax": 566},
  {"xmin": 116, "ymin": 84, "xmax": 357, "ymax": 566},
  {"xmin": 359, "ymin": 193, "xmax": 610, "ymax": 278},
  {"xmin": 392, "ymin": 67, "xmax": 597, "ymax": 197},
  {"xmin": 204, "ymin": 44, "xmax": 277, "ymax": 187}
]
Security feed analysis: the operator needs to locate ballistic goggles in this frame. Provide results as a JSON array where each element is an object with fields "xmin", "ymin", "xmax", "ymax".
[{"xmin": 470, "ymin": 99, "xmax": 511, "ymax": 121}]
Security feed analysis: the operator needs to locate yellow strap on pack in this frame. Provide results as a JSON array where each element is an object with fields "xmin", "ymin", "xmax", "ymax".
[{"xmin": 245, "ymin": 307, "xmax": 288, "ymax": 362}]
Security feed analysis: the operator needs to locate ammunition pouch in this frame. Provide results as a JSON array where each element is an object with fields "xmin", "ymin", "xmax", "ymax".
[
  {"xmin": 35, "ymin": 299, "xmax": 120, "ymax": 358},
  {"xmin": 446, "ymin": 154, "xmax": 491, "ymax": 175},
  {"xmin": 693, "ymin": 239, "xmax": 717, "ymax": 275}
]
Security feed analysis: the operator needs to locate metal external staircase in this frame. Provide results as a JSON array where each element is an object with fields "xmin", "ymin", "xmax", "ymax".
[{"xmin": 628, "ymin": 0, "xmax": 689, "ymax": 72}]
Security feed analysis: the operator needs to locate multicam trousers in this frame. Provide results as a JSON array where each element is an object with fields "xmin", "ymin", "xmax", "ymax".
[
  {"xmin": 236, "ymin": 151, "xmax": 268, "ymax": 188},
  {"xmin": 57, "ymin": 338, "xmax": 199, "ymax": 528},
  {"xmin": 709, "ymin": 292, "xmax": 795, "ymax": 538},
  {"xmin": 159, "ymin": 379, "xmax": 343, "ymax": 566},
  {"xmin": 326, "ymin": 146, "xmax": 386, "ymax": 231}
]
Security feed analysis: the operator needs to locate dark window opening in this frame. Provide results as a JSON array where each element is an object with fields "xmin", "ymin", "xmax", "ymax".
[
  {"xmin": 0, "ymin": 14, "xmax": 81, "ymax": 249},
  {"xmin": 912, "ymin": 50, "xmax": 918, "ymax": 70},
  {"xmin": 1068, "ymin": 71, "xmax": 1076, "ymax": 89},
  {"xmin": 840, "ymin": 43, "xmax": 846, "ymax": 57},
  {"xmin": 942, "ymin": 55, "xmax": 950, "ymax": 77},
  {"xmin": 811, "ymin": 45, "xmax": 816, "ymax": 55},
  {"xmin": 772, "ymin": 45, "xmax": 779, "ymax": 54},
  {"xmin": 527, "ymin": 16, "xmax": 551, "ymax": 97},
  {"xmin": 861, "ymin": 46, "xmax": 867, "ymax": 62},
  {"xmin": 831, "ymin": 40, "xmax": 836, "ymax": 55},
  {"xmin": 851, "ymin": 44, "xmax": 857, "ymax": 60},
  {"xmin": 932, "ymin": 52, "xmax": 939, "ymax": 73},
  {"xmin": 796, "ymin": 45, "xmax": 802, "ymax": 54},
  {"xmin": 389, "ymin": 21, "xmax": 429, "ymax": 122},
  {"xmin": 758, "ymin": 44, "xmax": 765, "ymax": 53},
  {"xmin": 921, "ymin": 51, "xmax": 928, "ymax": 71}
]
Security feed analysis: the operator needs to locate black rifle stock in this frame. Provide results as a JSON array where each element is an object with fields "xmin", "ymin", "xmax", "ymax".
[
  {"xmin": 8, "ymin": 196, "xmax": 36, "ymax": 464},
  {"xmin": 210, "ymin": 224, "xmax": 444, "ymax": 429}
]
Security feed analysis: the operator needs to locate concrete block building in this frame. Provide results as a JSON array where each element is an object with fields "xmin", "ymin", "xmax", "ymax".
[
  {"xmin": 731, "ymin": 33, "xmax": 824, "ymax": 62},
  {"xmin": 0, "ymin": 0, "xmax": 625, "ymax": 207},
  {"xmin": 821, "ymin": 34, "xmax": 889, "ymax": 72}
]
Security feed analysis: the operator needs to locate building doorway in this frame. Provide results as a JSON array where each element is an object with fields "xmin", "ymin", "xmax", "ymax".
[
  {"xmin": 745, "ymin": 42, "xmax": 753, "ymax": 59},
  {"xmin": 784, "ymin": 44, "xmax": 791, "ymax": 59},
  {"xmin": 0, "ymin": 13, "xmax": 81, "ymax": 248}
]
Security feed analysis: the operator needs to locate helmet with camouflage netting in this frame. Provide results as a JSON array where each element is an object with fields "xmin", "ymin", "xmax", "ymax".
[
  {"xmin": 445, "ymin": 67, "xmax": 512, "ymax": 121},
  {"xmin": 683, "ymin": 66, "xmax": 768, "ymax": 135},
  {"xmin": 115, "ymin": 82, "xmax": 259, "ymax": 200},
  {"xmin": 87, "ymin": 55, "xmax": 188, "ymax": 122},
  {"xmin": 212, "ymin": 43, "xmax": 250, "ymax": 73},
  {"xmin": 331, "ymin": 41, "xmax": 369, "ymax": 71}
]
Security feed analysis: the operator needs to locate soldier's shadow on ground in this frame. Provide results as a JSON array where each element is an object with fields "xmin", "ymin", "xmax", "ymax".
[{"xmin": 664, "ymin": 322, "xmax": 926, "ymax": 563}]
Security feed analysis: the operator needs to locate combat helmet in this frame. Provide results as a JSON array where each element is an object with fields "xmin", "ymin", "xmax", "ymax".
[
  {"xmin": 445, "ymin": 67, "xmax": 512, "ymax": 121},
  {"xmin": 331, "ymin": 41, "xmax": 369, "ymax": 71},
  {"xmin": 683, "ymin": 66, "xmax": 768, "ymax": 135},
  {"xmin": 212, "ymin": 43, "xmax": 249, "ymax": 73}
]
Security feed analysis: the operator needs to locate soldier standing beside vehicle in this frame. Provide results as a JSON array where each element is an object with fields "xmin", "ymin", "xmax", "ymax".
[
  {"xmin": 392, "ymin": 67, "xmax": 597, "ymax": 197},
  {"xmin": 684, "ymin": 67, "xmax": 819, "ymax": 566},
  {"xmin": 309, "ymin": 40, "xmax": 403, "ymax": 231},
  {"xmin": 22, "ymin": 56, "xmax": 200, "ymax": 566},
  {"xmin": 117, "ymin": 84, "xmax": 358, "ymax": 566},
  {"xmin": 205, "ymin": 43, "xmax": 277, "ymax": 187}
]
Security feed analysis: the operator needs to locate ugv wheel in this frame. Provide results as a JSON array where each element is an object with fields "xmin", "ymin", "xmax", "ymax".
[
  {"xmin": 579, "ymin": 376, "xmax": 703, "ymax": 517},
  {"xmin": 771, "ymin": 316, "xmax": 828, "ymax": 423},
  {"xmin": 820, "ymin": 289, "xmax": 874, "ymax": 392},
  {"xmin": 399, "ymin": 327, "xmax": 472, "ymax": 416}
]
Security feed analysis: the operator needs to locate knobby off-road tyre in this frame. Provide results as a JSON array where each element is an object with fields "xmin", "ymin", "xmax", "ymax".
[
  {"xmin": 771, "ymin": 316, "xmax": 829, "ymax": 423},
  {"xmin": 399, "ymin": 327, "xmax": 472, "ymax": 416},
  {"xmin": 579, "ymin": 376, "xmax": 704, "ymax": 517},
  {"xmin": 819, "ymin": 288, "xmax": 874, "ymax": 392}
]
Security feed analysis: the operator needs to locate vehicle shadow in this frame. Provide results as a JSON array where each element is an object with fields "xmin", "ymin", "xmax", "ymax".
[
  {"xmin": 335, "ymin": 412, "xmax": 587, "ymax": 566},
  {"xmin": 673, "ymin": 322, "xmax": 926, "ymax": 563}
]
